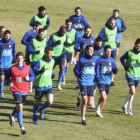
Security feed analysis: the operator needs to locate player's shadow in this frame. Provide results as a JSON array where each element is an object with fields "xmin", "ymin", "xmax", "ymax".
[
  {"xmin": 101, "ymin": 109, "xmax": 125, "ymax": 115},
  {"xmin": 0, "ymin": 132, "xmax": 20, "ymax": 137}
]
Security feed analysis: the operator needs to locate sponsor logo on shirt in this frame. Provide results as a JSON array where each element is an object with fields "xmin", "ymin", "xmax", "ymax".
[{"xmin": 2, "ymin": 50, "xmax": 12, "ymax": 56}]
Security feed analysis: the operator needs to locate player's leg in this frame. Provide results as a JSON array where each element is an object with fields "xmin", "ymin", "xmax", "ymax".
[
  {"xmin": 90, "ymin": 84, "xmax": 97, "ymax": 108},
  {"xmin": 0, "ymin": 69, "xmax": 5, "ymax": 98}
]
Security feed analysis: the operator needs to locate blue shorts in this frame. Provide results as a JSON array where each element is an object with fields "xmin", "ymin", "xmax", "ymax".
[
  {"xmin": 13, "ymin": 93, "xmax": 27, "ymax": 105},
  {"xmin": 25, "ymin": 54, "xmax": 30, "ymax": 65},
  {"xmin": 117, "ymin": 42, "xmax": 121, "ymax": 48},
  {"xmin": 111, "ymin": 50, "xmax": 117, "ymax": 60},
  {"xmin": 66, "ymin": 53, "xmax": 72, "ymax": 63},
  {"xmin": 126, "ymin": 78, "xmax": 139, "ymax": 88},
  {"xmin": 80, "ymin": 85, "xmax": 94, "ymax": 97},
  {"xmin": 97, "ymin": 83, "xmax": 110, "ymax": 95},
  {"xmin": 34, "ymin": 88, "xmax": 53, "ymax": 99},
  {"xmin": 53, "ymin": 55, "xmax": 66, "ymax": 67},
  {"xmin": 0, "ymin": 68, "xmax": 9, "ymax": 76}
]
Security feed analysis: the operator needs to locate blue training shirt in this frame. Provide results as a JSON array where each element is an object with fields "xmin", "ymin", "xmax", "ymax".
[{"xmin": 96, "ymin": 56, "xmax": 117, "ymax": 84}]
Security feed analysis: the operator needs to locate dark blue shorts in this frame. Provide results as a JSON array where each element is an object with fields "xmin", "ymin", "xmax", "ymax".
[
  {"xmin": 97, "ymin": 83, "xmax": 110, "ymax": 95},
  {"xmin": 66, "ymin": 53, "xmax": 72, "ymax": 63},
  {"xmin": 80, "ymin": 85, "xmax": 94, "ymax": 97},
  {"xmin": 111, "ymin": 50, "xmax": 117, "ymax": 60},
  {"xmin": 117, "ymin": 42, "xmax": 121, "ymax": 48},
  {"xmin": 53, "ymin": 55, "xmax": 66, "ymax": 67},
  {"xmin": 34, "ymin": 88, "xmax": 53, "ymax": 99},
  {"xmin": 126, "ymin": 78, "xmax": 139, "ymax": 88},
  {"xmin": 25, "ymin": 54, "xmax": 30, "ymax": 65},
  {"xmin": 13, "ymin": 93, "xmax": 27, "ymax": 105},
  {"xmin": 0, "ymin": 68, "xmax": 9, "ymax": 76}
]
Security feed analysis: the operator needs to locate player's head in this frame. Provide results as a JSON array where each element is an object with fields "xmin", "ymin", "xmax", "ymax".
[
  {"xmin": 3, "ymin": 30, "xmax": 11, "ymax": 41},
  {"xmin": 75, "ymin": 7, "xmax": 82, "ymax": 16},
  {"xmin": 95, "ymin": 36, "xmax": 103, "ymax": 48},
  {"xmin": 104, "ymin": 45, "xmax": 111, "ymax": 58},
  {"xmin": 113, "ymin": 9, "xmax": 119, "ymax": 18},
  {"xmin": 0, "ymin": 26, "xmax": 6, "ymax": 37},
  {"xmin": 84, "ymin": 25, "xmax": 91, "ymax": 37},
  {"xmin": 33, "ymin": 21, "xmax": 42, "ymax": 32},
  {"xmin": 65, "ymin": 19, "xmax": 72, "ymax": 30},
  {"xmin": 38, "ymin": 6, "xmax": 46, "ymax": 17},
  {"xmin": 58, "ymin": 26, "xmax": 66, "ymax": 37},
  {"xmin": 16, "ymin": 52, "xmax": 24, "ymax": 66},
  {"xmin": 134, "ymin": 39, "xmax": 140, "ymax": 52},
  {"xmin": 37, "ymin": 28, "xmax": 44, "ymax": 40},
  {"xmin": 85, "ymin": 45, "xmax": 94, "ymax": 58},
  {"xmin": 107, "ymin": 17, "xmax": 115, "ymax": 29},
  {"xmin": 44, "ymin": 46, "xmax": 53, "ymax": 60}
]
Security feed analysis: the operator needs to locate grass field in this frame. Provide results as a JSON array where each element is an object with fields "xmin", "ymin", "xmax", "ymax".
[{"xmin": 0, "ymin": 0, "xmax": 140, "ymax": 140}]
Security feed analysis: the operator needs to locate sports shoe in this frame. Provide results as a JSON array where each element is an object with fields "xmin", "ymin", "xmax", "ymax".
[
  {"xmin": 128, "ymin": 109, "xmax": 133, "ymax": 115},
  {"xmin": 39, "ymin": 107, "xmax": 45, "ymax": 119},
  {"xmin": 9, "ymin": 114, "xmax": 15, "ymax": 126},
  {"xmin": 77, "ymin": 97, "xmax": 81, "ymax": 107},
  {"xmin": 61, "ymin": 78, "xmax": 65, "ymax": 85},
  {"xmin": 81, "ymin": 120, "xmax": 87, "ymax": 125},
  {"xmin": 0, "ymin": 93, "xmax": 5, "ymax": 98},
  {"xmin": 96, "ymin": 111, "xmax": 104, "ymax": 118},
  {"xmin": 57, "ymin": 84, "xmax": 62, "ymax": 91},
  {"xmin": 122, "ymin": 106, "xmax": 128, "ymax": 114},
  {"xmin": 21, "ymin": 127, "xmax": 26, "ymax": 135},
  {"xmin": 110, "ymin": 81, "xmax": 115, "ymax": 87}
]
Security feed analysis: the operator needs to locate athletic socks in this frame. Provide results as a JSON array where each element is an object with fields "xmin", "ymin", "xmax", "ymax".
[
  {"xmin": 11, "ymin": 106, "xmax": 17, "ymax": 117},
  {"xmin": 17, "ymin": 112, "xmax": 23, "ymax": 128},
  {"xmin": 123, "ymin": 93, "xmax": 131, "ymax": 108},
  {"xmin": 33, "ymin": 103, "xmax": 39, "ymax": 121},
  {"xmin": 40, "ymin": 101, "xmax": 51, "ymax": 111},
  {"xmin": 0, "ymin": 82, "xmax": 4, "ymax": 94},
  {"xmin": 128, "ymin": 94, "xmax": 134, "ymax": 111},
  {"xmin": 57, "ymin": 69, "xmax": 65, "ymax": 85}
]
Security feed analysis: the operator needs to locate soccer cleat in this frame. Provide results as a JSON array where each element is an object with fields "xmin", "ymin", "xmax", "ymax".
[
  {"xmin": 39, "ymin": 108, "xmax": 45, "ymax": 119},
  {"xmin": 128, "ymin": 109, "xmax": 133, "ymax": 115},
  {"xmin": 77, "ymin": 97, "xmax": 81, "ymax": 107},
  {"xmin": 122, "ymin": 106, "xmax": 128, "ymax": 114},
  {"xmin": 81, "ymin": 120, "xmax": 87, "ymax": 125},
  {"xmin": 96, "ymin": 111, "xmax": 104, "ymax": 118},
  {"xmin": 21, "ymin": 127, "xmax": 26, "ymax": 135},
  {"xmin": 57, "ymin": 84, "xmax": 62, "ymax": 91},
  {"xmin": 110, "ymin": 81, "xmax": 115, "ymax": 87},
  {"xmin": 0, "ymin": 93, "xmax": 5, "ymax": 98},
  {"xmin": 9, "ymin": 114, "xmax": 15, "ymax": 126},
  {"xmin": 61, "ymin": 78, "xmax": 65, "ymax": 85}
]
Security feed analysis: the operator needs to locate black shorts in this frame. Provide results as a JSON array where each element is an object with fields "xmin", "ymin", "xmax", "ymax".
[
  {"xmin": 0, "ymin": 68, "xmax": 9, "ymax": 76},
  {"xmin": 25, "ymin": 54, "xmax": 30, "ymax": 65},
  {"xmin": 111, "ymin": 50, "xmax": 117, "ymax": 60},
  {"xmin": 126, "ymin": 77, "xmax": 139, "ymax": 88},
  {"xmin": 34, "ymin": 88, "xmax": 53, "ymax": 99},
  {"xmin": 53, "ymin": 55, "xmax": 66, "ymax": 67},
  {"xmin": 13, "ymin": 93, "xmax": 27, "ymax": 105},
  {"xmin": 80, "ymin": 85, "xmax": 94, "ymax": 97},
  {"xmin": 97, "ymin": 83, "xmax": 110, "ymax": 95}
]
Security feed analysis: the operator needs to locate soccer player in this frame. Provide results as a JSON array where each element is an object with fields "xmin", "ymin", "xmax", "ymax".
[
  {"xmin": 74, "ymin": 45, "xmax": 96, "ymax": 125},
  {"xmin": 91, "ymin": 36, "xmax": 104, "ymax": 108},
  {"xmin": 106, "ymin": 9, "xmax": 126, "ymax": 55},
  {"xmin": 0, "ymin": 30, "xmax": 16, "ymax": 98},
  {"xmin": 28, "ymin": 28, "xmax": 47, "ymax": 68},
  {"xmin": 61, "ymin": 19, "xmax": 77, "ymax": 85},
  {"xmin": 74, "ymin": 25, "xmax": 96, "ymax": 91},
  {"xmin": 21, "ymin": 21, "xmax": 42, "ymax": 64},
  {"xmin": 96, "ymin": 45, "xmax": 118, "ymax": 118},
  {"xmin": 0, "ymin": 26, "xmax": 6, "ymax": 40},
  {"xmin": 29, "ymin": 6, "xmax": 50, "ymax": 37},
  {"xmin": 69, "ymin": 6, "xmax": 89, "ymax": 64},
  {"xmin": 48, "ymin": 26, "xmax": 67, "ymax": 90},
  {"xmin": 7, "ymin": 52, "xmax": 35, "ymax": 134},
  {"xmin": 98, "ymin": 17, "xmax": 117, "ymax": 86},
  {"xmin": 32, "ymin": 47, "xmax": 54, "ymax": 125},
  {"xmin": 120, "ymin": 39, "xmax": 140, "ymax": 115}
]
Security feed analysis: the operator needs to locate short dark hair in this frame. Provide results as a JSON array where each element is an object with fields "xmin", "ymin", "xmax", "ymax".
[
  {"xmin": 75, "ymin": 7, "xmax": 82, "ymax": 12},
  {"xmin": 135, "ymin": 39, "xmax": 140, "ymax": 45},
  {"xmin": 96, "ymin": 36, "xmax": 103, "ymax": 42},
  {"xmin": 65, "ymin": 19, "xmax": 72, "ymax": 24},
  {"xmin": 38, "ymin": 6, "xmax": 46, "ymax": 12},
  {"xmin": 84, "ymin": 25, "xmax": 91, "ymax": 31},
  {"xmin": 33, "ymin": 21, "xmax": 41, "ymax": 27},
  {"xmin": 45, "ymin": 47, "xmax": 53, "ymax": 53},
  {"xmin": 0, "ymin": 26, "xmax": 6, "ymax": 31},
  {"xmin": 16, "ymin": 52, "xmax": 24, "ymax": 59},
  {"xmin": 113, "ymin": 9, "xmax": 119, "ymax": 13},
  {"xmin": 59, "ymin": 26, "xmax": 66, "ymax": 32},
  {"xmin": 4, "ymin": 30, "xmax": 11, "ymax": 35},
  {"xmin": 38, "ymin": 28, "xmax": 44, "ymax": 34},
  {"xmin": 85, "ymin": 44, "xmax": 94, "ymax": 51},
  {"xmin": 104, "ymin": 45, "xmax": 111, "ymax": 51}
]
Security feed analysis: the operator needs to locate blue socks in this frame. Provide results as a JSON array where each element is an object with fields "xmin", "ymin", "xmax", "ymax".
[
  {"xmin": 0, "ymin": 82, "xmax": 4, "ymax": 94},
  {"xmin": 57, "ymin": 69, "xmax": 65, "ymax": 84},
  {"xmin": 17, "ymin": 112, "xmax": 23, "ymax": 128},
  {"xmin": 40, "ymin": 102, "xmax": 51, "ymax": 111},
  {"xmin": 33, "ymin": 103, "xmax": 39, "ymax": 121},
  {"xmin": 11, "ymin": 106, "xmax": 17, "ymax": 117}
]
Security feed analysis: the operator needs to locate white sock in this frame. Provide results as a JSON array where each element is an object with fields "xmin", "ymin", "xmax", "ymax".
[
  {"xmin": 128, "ymin": 94, "xmax": 134, "ymax": 110},
  {"xmin": 123, "ymin": 93, "xmax": 131, "ymax": 108},
  {"xmin": 81, "ymin": 117, "xmax": 85, "ymax": 121},
  {"xmin": 96, "ymin": 105, "xmax": 100, "ymax": 112}
]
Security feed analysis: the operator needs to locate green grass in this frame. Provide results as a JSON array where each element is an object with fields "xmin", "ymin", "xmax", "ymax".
[{"xmin": 0, "ymin": 0, "xmax": 140, "ymax": 139}]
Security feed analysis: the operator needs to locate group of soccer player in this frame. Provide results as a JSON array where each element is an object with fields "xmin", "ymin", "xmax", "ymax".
[{"xmin": 0, "ymin": 5, "xmax": 140, "ymax": 134}]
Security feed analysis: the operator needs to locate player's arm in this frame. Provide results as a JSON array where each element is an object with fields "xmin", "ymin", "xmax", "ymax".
[
  {"xmin": 29, "ymin": 16, "xmax": 35, "ymax": 27},
  {"xmin": 120, "ymin": 51, "xmax": 128, "ymax": 66},
  {"xmin": 44, "ymin": 16, "xmax": 50, "ymax": 30},
  {"xmin": 32, "ymin": 60, "xmax": 41, "ymax": 76},
  {"xmin": 28, "ymin": 40, "xmax": 36, "ymax": 54},
  {"xmin": 12, "ymin": 42, "xmax": 16, "ymax": 60},
  {"xmin": 6, "ymin": 67, "xmax": 12, "ymax": 84},
  {"xmin": 95, "ymin": 60, "xmax": 100, "ymax": 81},
  {"xmin": 73, "ymin": 60, "xmax": 81, "ymax": 78},
  {"xmin": 82, "ymin": 17, "xmax": 89, "ymax": 29},
  {"xmin": 28, "ymin": 67, "xmax": 35, "ymax": 82},
  {"xmin": 48, "ymin": 35, "xmax": 61, "ymax": 47},
  {"xmin": 112, "ymin": 60, "xmax": 118, "ymax": 74},
  {"xmin": 98, "ymin": 28, "xmax": 107, "ymax": 41},
  {"xmin": 21, "ymin": 32, "xmax": 30, "ymax": 46},
  {"xmin": 118, "ymin": 18, "xmax": 126, "ymax": 32}
]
